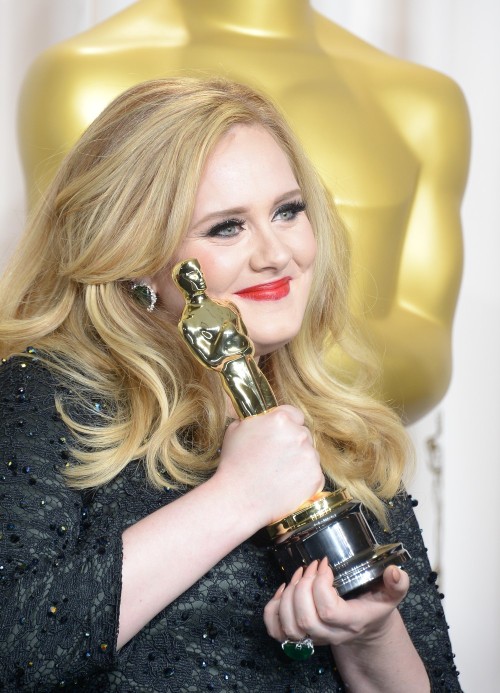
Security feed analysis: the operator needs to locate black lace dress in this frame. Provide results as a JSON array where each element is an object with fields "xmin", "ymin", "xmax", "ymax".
[{"xmin": 0, "ymin": 355, "xmax": 462, "ymax": 692}]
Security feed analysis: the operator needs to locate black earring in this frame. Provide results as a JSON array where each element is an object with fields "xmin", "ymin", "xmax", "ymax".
[{"xmin": 130, "ymin": 282, "xmax": 157, "ymax": 312}]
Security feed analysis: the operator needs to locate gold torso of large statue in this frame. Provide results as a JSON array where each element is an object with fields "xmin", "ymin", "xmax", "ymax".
[{"xmin": 17, "ymin": 0, "xmax": 470, "ymax": 422}]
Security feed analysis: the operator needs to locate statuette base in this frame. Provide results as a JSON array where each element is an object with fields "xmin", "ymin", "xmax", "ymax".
[{"xmin": 268, "ymin": 490, "xmax": 410, "ymax": 597}]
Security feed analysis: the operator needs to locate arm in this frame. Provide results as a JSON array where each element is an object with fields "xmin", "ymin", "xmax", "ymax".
[
  {"xmin": 372, "ymin": 66, "xmax": 470, "ymax": 420},
  {"xmin": 326, "ymin": 565, "xmax": 429, "ymax": 692},
  {"xmin": 387, "ymin": 493, "xmax": 462, "ymax": 690},
  {"xmin": 0, "ymin": 358, "xmax": 125, "ymax": 685},
  {"xmin": 315, "ymin": 16, "xmax": 471, "ymax": 421},
  {"xmin": 264, "ymin": 492, "xmax": 462, "ymax": 692},
  {"xmin": 0, "ymin": 357, "xmax": 324, "ymax": 684},
  {"xmin": 119, "ymin": 405, "xmax": 323, "ymax": 646}
]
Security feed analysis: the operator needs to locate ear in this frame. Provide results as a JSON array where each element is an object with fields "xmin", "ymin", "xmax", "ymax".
[
  {"xmin": 130, "ymin": 278, "xmax": 157, "ymax": 312},
  {"xmin": 141, "ymin": 276, "xmax": 156, "ymax": 291}
]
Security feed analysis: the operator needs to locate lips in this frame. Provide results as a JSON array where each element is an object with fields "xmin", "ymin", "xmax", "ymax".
[{"xmin": 235, "ymin": 277, "xmax": 291, "ymax": 301}]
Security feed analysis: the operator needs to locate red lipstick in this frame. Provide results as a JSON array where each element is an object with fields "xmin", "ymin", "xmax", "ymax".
[{"xmin": 235, "ymin": 277, "xmax": 291, "ymax": 301}]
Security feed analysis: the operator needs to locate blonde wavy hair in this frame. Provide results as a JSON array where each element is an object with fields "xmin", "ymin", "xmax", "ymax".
[{"xmin": 0, "ymin": 77, "xmax": 411, "ymax": 522}]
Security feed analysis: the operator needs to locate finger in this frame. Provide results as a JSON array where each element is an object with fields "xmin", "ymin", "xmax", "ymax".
[
  {"xmin": 293, "ymin": 559, "xmax": 351, "ymax": 646},
  {"xmin": 292, "ymin": 560, "xmax": 322, "ymax": 636},
  {"xmin": 263, "ymin": 582, "xmax": 287, "ymax": 639},
  {"xmin": 273, "ymin": 404, "xmax": 305, "ymax": 425},
  {"xmin": 277, "ymin": 567, "xmax": 307, "ymax": 641},
  {"xmin": 381, "ymin": 565, "xmax": 409, "ymax": 605},
  {"xmin": 311, "ymin": 557, "xmax": 345, "ymax": 626},
  {"xmin": 224, "ymin": 418, "xmax": 240, "ymax": 434}
]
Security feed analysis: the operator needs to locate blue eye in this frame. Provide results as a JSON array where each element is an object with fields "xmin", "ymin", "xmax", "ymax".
[
  {"xmin": 273, "ymin": 200, "xmax": 307, "ymax": 222},
  {"xmin": 206, "ymin": 218, "xmax": 246, "ymax": 238}
]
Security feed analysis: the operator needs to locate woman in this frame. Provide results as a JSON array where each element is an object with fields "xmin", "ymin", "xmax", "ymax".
[{"xmin": 0, "ymin": 78, "xmax": 459, "ymax": 691}]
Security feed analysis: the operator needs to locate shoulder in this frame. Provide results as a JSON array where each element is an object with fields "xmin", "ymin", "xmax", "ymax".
[
  {"xmin": 18, "ymin": 2, "xmax": 186, "ymax": 196},
  {"xmin": 0, "ymin": 353, "xmax": 81, "ymax": 531},
  {"xmin": 372, "ymin": 61, "xmax": 470, "ymax": 177},
  {"xmin": 18, "ymin": 0, "xmax": 187, "ymax": 110},
  {"xmin": 0, "ymin": 350, "xmax": 96, "ymax": 434},
  {"xmin": 314, "ymin": 13, "xmax": 470, "ymax": 167},
  {"xmin": 0, "ymin": 351, "xmax": 58, "ymax": 406},
  {"xmin": 314, "ymin": 11, "xmax": 465, "ymax": 103},
  {"xmin": 0, "ymin": 352, "xmax": 72, "ymax": 460},
  {"xmin": 49, "ymin": 0, "xmax": 186, "ymax": 51}
]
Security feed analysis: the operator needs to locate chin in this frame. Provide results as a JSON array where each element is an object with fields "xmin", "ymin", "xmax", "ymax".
[
  {"xmin": 253, "ymin": 335, "xmax": 297, "ymax": 357},
  {"xmin": 248, "ymin": 318, "xmax": 303, "ymax": 357}
]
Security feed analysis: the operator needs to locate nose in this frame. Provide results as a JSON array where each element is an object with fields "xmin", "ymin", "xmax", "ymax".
[{"xmin": 249, "ymin": 225, "xmax": 292, "ymax": 272}]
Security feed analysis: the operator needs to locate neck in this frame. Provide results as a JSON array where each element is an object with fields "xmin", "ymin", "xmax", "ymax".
[
  {"xmin": 188, "ymin": 291, "xmax": 206, "ymax": 304},
  {"xmin": 182, "ymin": 0, "xmax": 316, "ymax": 45}
]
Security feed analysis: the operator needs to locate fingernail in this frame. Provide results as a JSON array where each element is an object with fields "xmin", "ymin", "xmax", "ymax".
[
  {"xmin": 317, "ymin": 557, "xmax": 330, "ymax": 575},
  {"xmin": 291, "ymin": 567, "xmax": 304, "ymax": 584},
  {"xmin": 275, "ymin": 583, "xmax": 286, "ymax": 598},
  {"xmin": 391, "ymin": 565, "xmax": 401, "ymax": 583},
  {"xmin": 304, "ymin": 560, "xmax": 319, "ymax": 576}
]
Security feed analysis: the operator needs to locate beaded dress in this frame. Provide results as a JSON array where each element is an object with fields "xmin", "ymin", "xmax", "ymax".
[{"xmin": 0, "ymin": 355, "xmax": 462, "ymax": 692}]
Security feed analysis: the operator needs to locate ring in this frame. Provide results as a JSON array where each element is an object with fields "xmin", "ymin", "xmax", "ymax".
[{"xmin": 281, "ymin": 637, "xmax": 315, "ymax": 661}]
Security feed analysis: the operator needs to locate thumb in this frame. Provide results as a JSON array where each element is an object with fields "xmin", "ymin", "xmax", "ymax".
[{"xmin": 382, "ymin": 565, "xmax": 409, "ymax": 604}]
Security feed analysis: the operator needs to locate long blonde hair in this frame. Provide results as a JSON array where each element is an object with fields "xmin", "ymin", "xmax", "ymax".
[{"xmin": 0, "ymin": 77, "xmax": 411, "ymax": 521}]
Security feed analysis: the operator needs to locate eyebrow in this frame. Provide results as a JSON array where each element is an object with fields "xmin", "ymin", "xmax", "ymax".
[{"xmin": 190, "ymin": 188, "xmax": 303, "ymax": 230}]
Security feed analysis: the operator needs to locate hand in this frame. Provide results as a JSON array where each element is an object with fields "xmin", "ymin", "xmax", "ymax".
[
  {"xmin": 264, "ymin": 558, "xmax": 409, "ymax": 647},
  {"xmin": 213, "ymin": 405, "xmax": 324, "ymax": 528}
]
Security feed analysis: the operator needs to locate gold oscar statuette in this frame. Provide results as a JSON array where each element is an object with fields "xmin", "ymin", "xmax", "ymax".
[{"xmin": 173, "ymin": 258, "xmax": 410, "ymax": 596}]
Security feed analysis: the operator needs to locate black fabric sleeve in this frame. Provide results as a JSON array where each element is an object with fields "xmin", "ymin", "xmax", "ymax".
[
  {"xmin": 373, "ymin": 492, "xmax": 462, "ymax": 692},
  {"xmin": 0, "ymin": 356, "xmax": 124, "ymax": 690}
]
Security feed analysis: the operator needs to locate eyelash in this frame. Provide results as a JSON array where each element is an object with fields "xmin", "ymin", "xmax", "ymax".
[
  {"xmin": 206, "ymin": 200, "xmax": 307, "ymax": 238},
  {"xmin": 206, "ymin": 217, "xmax": 246, "ymax": 238},
  {"xmin": 274, "ymin": 200, "xmax": 307, "ymax": 222}
]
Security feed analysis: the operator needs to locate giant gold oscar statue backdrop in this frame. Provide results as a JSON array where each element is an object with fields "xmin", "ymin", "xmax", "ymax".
[{"xmin": 17, "ymin": 0, "xmax": 470, "ymax": 422}]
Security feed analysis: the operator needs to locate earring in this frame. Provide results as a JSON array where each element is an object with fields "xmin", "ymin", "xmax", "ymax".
[{"xmin": 130, "ymin": 282, "xmax": 157, "ymax": 312}]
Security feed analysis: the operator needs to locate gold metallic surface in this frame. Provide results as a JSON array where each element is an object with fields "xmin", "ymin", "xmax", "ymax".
[
  {"xmin": 17, "ymin": 0, "xmax": 471, "ymax": 422},
  {"xmin": 267, "ymin": 489, "xmax": 353, "ymax": 541},
  {"xmin": 174, "ymin": 258, "xmax": 352, "ymax": 540},
  {"xmin": 173, "ymin": 259, "xmax": 277, "ymax": 418}
]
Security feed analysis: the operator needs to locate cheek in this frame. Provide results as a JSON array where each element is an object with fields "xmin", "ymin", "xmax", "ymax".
[
  {"xmin": 182, "ymin": 245, "xmax": 240, "ymax": 295},
  {"xmin": 307, "ymin": 236, "xmax": 317, "ymax": 269},
  {"xmin": 297, "ymin": 224, "xmax": 317, "ymax": 271},
  {"xmin": 154, "ymin": 271, "xmax": 185, "ymax": 319}
]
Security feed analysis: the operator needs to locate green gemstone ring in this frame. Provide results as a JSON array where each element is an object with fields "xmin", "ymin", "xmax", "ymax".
[{"xmin": 281, "ymin": 637, "xmax": 315, "ymax": 661}]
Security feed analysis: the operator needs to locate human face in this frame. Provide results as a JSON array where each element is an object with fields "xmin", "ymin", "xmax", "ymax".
[{"xmin": 155, "ymin": 124, "xmax": 316, "ymax": 356}]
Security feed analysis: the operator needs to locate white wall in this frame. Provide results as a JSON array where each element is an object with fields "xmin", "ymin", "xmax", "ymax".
[{"xmin": 2, "ymin": 2, "xmax": 499, "ymax": 690}]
